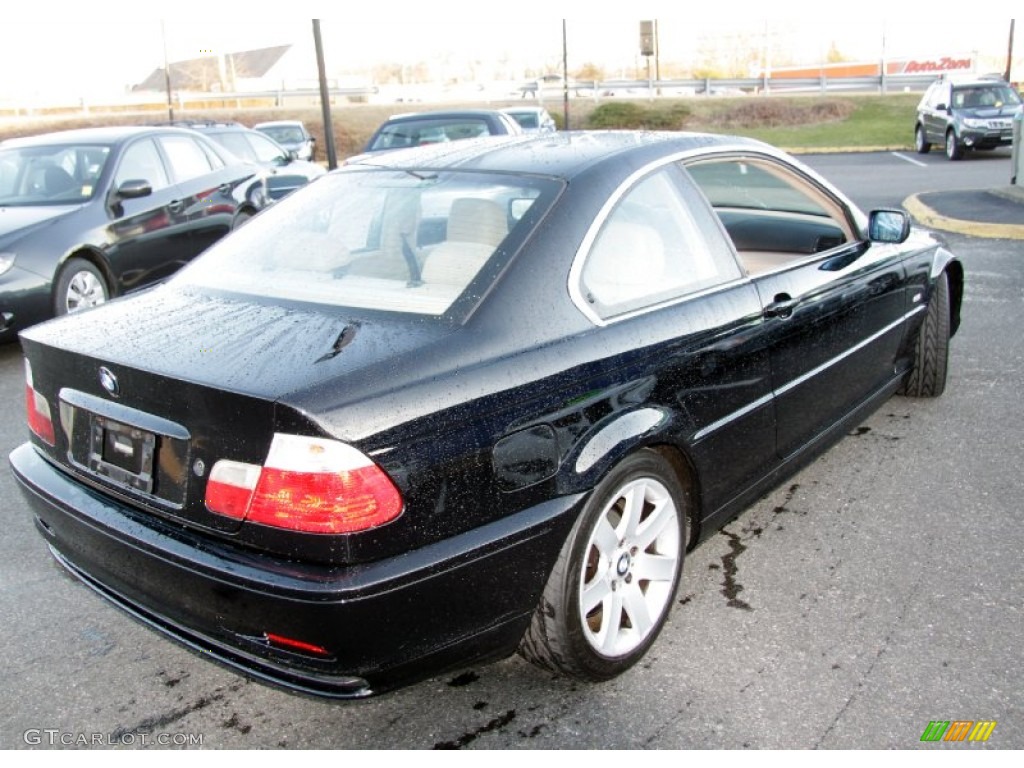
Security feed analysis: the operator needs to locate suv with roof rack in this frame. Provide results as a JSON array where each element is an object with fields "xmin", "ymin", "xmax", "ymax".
[{"xmin": 915, "ymin": 74, "xmax": 1022, "ymax": 160}]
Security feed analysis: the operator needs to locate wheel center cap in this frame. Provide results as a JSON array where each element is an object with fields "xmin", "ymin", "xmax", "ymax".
[{"xmin": 616, "ymin": 552, "xmax": 631, "ymax": 576}]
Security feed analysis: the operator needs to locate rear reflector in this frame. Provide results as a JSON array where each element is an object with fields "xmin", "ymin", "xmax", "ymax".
[
  {"xmin": 205, "ymin": 434, "xmax": 403, "ymax": 534},
  {"xmin": 264, "ymin": 632, "xmax": 332, "ymax": 658},
  {"xmin": 24, "ymin": 360, "xmax": 55, "ymax": 446}
]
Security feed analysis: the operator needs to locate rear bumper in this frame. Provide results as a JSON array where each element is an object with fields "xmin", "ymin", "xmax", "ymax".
[{"xmin": 10, "ymin": 442, "xmax": 582, "ymax": 698}]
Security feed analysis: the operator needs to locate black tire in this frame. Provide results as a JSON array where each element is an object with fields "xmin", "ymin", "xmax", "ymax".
[
  {"xmin": 899, "ymin": 271, "xmax": 950, "ymax": 398},
  {"xmin": 518, "ymin": 449, "xmax": 686, "ymax": 681},
  {"xmin": 945, "ymin": 129, "xmax": 963, "ymax": 160},
  {"xmin": 232, "ymin": 210, "xmax": 253, "ymax": 230},
  {"xmin": 915, "ymin": 125, "xmax": 931, "ymax": 154},
  {"xmin": 53, "ymin": 257, "xmax": 109, "ymax": 316}
]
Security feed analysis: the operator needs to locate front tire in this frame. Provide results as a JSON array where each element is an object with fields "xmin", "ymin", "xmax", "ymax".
[
  {"xmin": 915, "ymin": 125, "xmax": 931, "ymax": 154},
  {"xmin": 945, "ymin": 129, "xmax": 964, "ymax": 160},
  {"xmin": 54, "ymin": 257, "xmax": 109, "ymax": 316},
  {"xmin": 518, "ymin": 449, "xmax": 686, "ymax": 681},
  {"xmin": 899, "ymin": 271, "xmax": 950, "ymax": 398}
]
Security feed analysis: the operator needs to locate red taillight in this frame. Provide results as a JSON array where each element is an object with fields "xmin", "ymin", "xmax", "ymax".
[
  {"xmin": 24, "ymin": 360, "xmax": 55, "ymax": 446},
  {"xmin": 205, "ymin": 434, "xmax": 403, "ymax": 534}
]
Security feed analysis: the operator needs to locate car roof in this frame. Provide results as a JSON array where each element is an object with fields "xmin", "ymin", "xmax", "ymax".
[
  {"xmin": 254, "ymin": 120, "xmax": 304, "ymax": 128},
  {"xmin": 935, "ymin": 73, "xmax": 1011, "ymax": 87},
  {"xmin": 0, "ymin": 125, "xmax": 205, "ymax": 148},
  {"xmin": 382, "ymin": 109, "xmax": 515, "ymax": 123},
  {"xmin": 345, "ymin": 130, "xmax": 767, "ymax": 179}
]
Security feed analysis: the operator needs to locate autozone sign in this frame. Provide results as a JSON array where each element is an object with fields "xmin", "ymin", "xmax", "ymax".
[{"xmin": 900, "ymin": 57, "xmax": 973, "ymax": 74}]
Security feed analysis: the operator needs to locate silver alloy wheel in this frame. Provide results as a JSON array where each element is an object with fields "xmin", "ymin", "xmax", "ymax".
[
  {"xmin": 65, "ymin": 270, "xmax": 107, "ymax": 312},
  {"xmin": 578, "ymin": 476, "xmax": 681, "ymax": 657}
]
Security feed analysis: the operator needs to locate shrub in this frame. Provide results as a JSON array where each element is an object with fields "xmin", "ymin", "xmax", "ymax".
[{"xmin": 585, "ymin": 101, "xmax": 691, "ymax": 131}]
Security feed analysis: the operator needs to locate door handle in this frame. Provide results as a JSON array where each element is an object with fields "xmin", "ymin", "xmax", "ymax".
[
  {"xmin": 168, "ymin": 199, "xmax": 185, "ymax": 214},
  {"xmin": 764, "ymin": 293, "xmax": 797, "ymax": 319}
]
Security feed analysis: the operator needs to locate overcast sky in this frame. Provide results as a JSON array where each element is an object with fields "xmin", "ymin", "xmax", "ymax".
[{"xmin": 1, "ymin": 4, "xmax": 1018, "ymax": 102}]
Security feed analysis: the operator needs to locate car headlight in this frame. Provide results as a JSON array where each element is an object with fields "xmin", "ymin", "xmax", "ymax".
[
  {"xmin": 0, "ymin": 252, "xmax": 15, "ymax": 277},
  {"xmin": 962, "ymin": 118, "xmax": 986, "ymax": 128}
]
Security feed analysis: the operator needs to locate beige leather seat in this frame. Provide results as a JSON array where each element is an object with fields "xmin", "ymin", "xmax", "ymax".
[
  {"xmin": 582, "ymin": 220, "xmax": 666, "ymax": 308},
  {"xmin": 421, "ymin": 198, "xmax": 507, "ymax": 286}
]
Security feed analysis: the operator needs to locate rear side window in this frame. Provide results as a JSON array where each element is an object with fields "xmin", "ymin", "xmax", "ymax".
[
  {"xmin": 246, "ymin": 132, "xmax": 288, "ymax": 163},
  {"xmin": 177, "ymin": 169, "xmax": 560, "ymax": 317},
  {"xmin": 576, "ymin": 167, "xmax": 741, "ymax": 321}
]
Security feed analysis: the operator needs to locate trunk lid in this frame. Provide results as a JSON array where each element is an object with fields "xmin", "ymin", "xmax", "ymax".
[{"xmin": 20, "ymin": 284, "xmax": 457, "ymax": 537}]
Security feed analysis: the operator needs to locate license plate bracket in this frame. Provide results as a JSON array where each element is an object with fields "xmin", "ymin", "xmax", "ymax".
[{"xmin": 88, "ymin": 416, "xmax": 156, "ymax": 494}]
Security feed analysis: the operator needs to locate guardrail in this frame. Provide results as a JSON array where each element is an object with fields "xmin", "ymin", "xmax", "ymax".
[{"xmin": 520, "ymin": 74, "xmax": 942, "ymax": 98}]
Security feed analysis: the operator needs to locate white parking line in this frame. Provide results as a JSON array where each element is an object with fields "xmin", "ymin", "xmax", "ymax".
[{"xmin": 891, "ymin": 152, "xmax": 928, "ymax": 168}]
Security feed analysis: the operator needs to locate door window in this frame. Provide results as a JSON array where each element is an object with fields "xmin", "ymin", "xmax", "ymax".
[
  {"xmin": 114, "ymin": 139, "xmax": 170, "ymax": 191},
  {"xmin": 685, "ymin": 156, "xmax": 855, "ymax": 276}
]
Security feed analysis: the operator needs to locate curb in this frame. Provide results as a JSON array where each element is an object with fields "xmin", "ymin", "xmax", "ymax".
[{"xmin": 902, "ymin": 193, "xmax": 1024, "ymax": 241}]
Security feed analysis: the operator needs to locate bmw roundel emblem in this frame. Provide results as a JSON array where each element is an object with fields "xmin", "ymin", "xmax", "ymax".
[{"xmin": 98, "ymin": 366, "xmax": 119, "ymax": 398}]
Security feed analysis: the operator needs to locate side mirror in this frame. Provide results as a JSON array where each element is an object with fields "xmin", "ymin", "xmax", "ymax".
[
  {"xmin": 868, "ymin": 209, "xmax": 911, "ymax": 244},
  {"xmin": 114, "ymin": 179, "xmax": 152, "ymax": 200}
]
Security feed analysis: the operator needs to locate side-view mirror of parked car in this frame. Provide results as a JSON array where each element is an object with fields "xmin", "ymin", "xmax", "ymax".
[{"xmin": 868, "ymin": 209, "xmax": 911, "ymax": 243}]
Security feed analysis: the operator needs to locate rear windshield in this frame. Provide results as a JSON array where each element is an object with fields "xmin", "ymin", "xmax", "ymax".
[
  {"xmin": 369, "ymin": 118, "xmax": 492, "ymax": 150},
  {"xmin": 0, "ymin": 143, "xmax": 111, "ymax": 205},
  {"xmin": 508, "ymin": 112, "xmax": 539, "ymax": 129},
  {"xmin": 176, "ymin": 169, "xmax": 559, "ymax": 316}
]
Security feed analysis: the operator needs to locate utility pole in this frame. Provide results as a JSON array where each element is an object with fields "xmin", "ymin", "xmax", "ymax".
[
  {"xmin": 1006, "ymin": 19, "xmax": 1016, "ymax": 84},
  {"xmin": 313, "ymin": 20, "xmax": 338, "ymax": 170},
  {"xmin": 562, "ymin": 20, "xmax": 569, "ymax": 130},
  {"xmin": 161, "ymin": 21, "xmax": 174, "ymax": 122}
]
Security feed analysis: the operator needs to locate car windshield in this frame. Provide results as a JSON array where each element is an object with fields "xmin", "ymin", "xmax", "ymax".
[
  {"xmin": 509, "ymin": 113, "xmax": 539, "ymax": 129},
  {"xmin": 176, "ymin": 169, "xmax": 561, "ymax": 316},
  {"xmin": 258, "ymin": 125, "xmax": 305, "ymax": 144},
  {"xmin": 369, "ymin": 118, "xmax": 491, "ymax": 150},
  {"xmin": 952, "ymin": 84, "xmax": 1022, "ymax": 108},
  {"xmin": 0, "ymin": 143, "xmax": 111, "ymax": 206}
]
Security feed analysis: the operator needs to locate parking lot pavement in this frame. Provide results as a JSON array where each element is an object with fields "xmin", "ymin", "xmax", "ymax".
[{"xmin": 906, "ymin": 185, "xmax": 1024, "ymax": 240}]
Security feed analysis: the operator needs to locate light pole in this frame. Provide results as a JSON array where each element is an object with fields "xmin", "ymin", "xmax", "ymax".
[
  {"xmin": 1006, "ymin": 19, "xmax": 1016, "ymax": 84},
  {"xmin": 161, "ymin": 21, "xmax": 174, "ymax": 122},
  {"xmin": 313, "ymin": 20, "xmax": 338, "ymax": 170}
]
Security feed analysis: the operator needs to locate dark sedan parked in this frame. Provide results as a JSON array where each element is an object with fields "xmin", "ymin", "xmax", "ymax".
[
  {"xmin": 0, "ymin": 126, "xmax": 266, "ymax": 340},
  {"xmin": 254, "ymin": 120, "xmax": 317, "ymax": 162},
  {"xmin": 362, "ymin": 108, "xmax": 522, "ymax": 152},
  {"xmin": 10, "ymin": 132, "xmax": 962, "ymax": 698}
]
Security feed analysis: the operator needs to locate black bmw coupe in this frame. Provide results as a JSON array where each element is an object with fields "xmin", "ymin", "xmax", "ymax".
[{"xmin": 10, "ymin": 131, "xmax": 962, "ymax": 698}]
